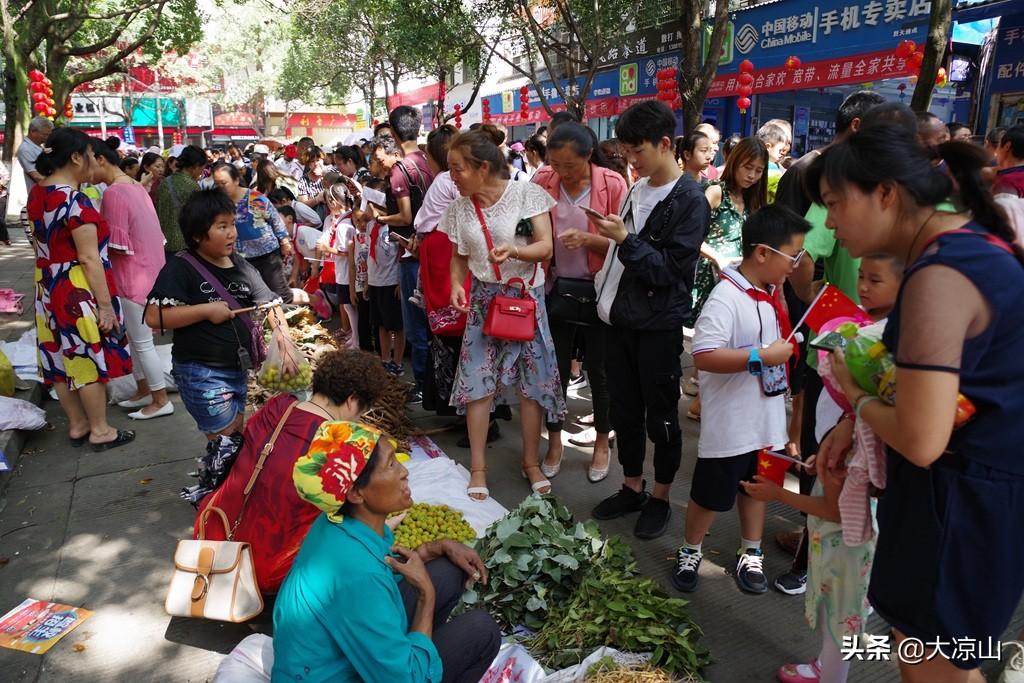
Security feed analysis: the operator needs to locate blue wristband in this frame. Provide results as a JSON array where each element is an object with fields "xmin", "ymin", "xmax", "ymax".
[{"xmin": 747, "ymin": 347, "xmax": 763, "ymax": 375}]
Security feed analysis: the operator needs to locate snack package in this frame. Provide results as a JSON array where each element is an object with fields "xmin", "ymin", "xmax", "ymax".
[{"xmin": 257, "ymin": 325, "xmax": 312, "ymax": 393}]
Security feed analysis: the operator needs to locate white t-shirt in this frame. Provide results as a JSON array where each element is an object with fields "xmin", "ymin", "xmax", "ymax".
[
  {"xmin": 333, "ymin": 221, "xmax": 355, "ymax": 286},
  {"xmin": 16, "ymin": 138, "xmax": 42, "ymax": 191},
  {"xmin": 691, "ymin": 265, "xmax": 788, "ymax": 459},
  {"xmin": 438, "ymin": 180, "xmax": 555, "ymax": 286},
  {"xmin": 626, "ymin": 176, "xmax": 677, "ymax": 234}
]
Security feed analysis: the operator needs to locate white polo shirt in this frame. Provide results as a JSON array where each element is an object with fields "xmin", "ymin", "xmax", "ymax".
[{"xmin": 691, "ymin": 265, "xmax": 788, "ymax": 459}]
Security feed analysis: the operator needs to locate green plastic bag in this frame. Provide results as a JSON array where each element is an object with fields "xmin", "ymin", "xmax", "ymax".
[{"xmin": 0, "ymin": 350, "xmax": 15, "ymax": 397}]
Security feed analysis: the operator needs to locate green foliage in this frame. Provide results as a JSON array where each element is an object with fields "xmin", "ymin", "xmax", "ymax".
[
  {"xmin": 462, "ymin": 494, "xmax": 635, "ymax": 632},
  {"xmin": 531, "ymin": 569, "xmax": 711, "ymax": 679},
  {"xmin": 462, "ymin": 494, "xmax": 710, "ymax": 681}
]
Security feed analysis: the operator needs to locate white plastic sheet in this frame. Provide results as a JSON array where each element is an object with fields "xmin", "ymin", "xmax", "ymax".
[
  {"xmin": 0, "ymin": 396, "xmax": 47, "ymax": 431},
  {"xmin": 405, "ymin": 457, "xmax": 509, "ymax": 537},
  {"xmin": 480, "ymin": 643, "xmax": 547, "ymax": 683},
  {"xmin": 213, "ymin": 633, "xmax": 273, "ymax": 683}
]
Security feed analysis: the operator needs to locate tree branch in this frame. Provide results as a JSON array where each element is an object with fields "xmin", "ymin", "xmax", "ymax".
[{"xmin": 69, "ymin": 6, "xmax": 167, "ymax": 87}]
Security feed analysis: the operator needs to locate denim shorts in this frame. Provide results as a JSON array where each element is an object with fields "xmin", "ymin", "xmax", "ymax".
[{"xmin": 171, "ymin": 361, "xmax": 248, "ymax": 434}]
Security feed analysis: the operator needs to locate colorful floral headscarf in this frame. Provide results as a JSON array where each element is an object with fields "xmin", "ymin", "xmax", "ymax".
[{"xmin": 293, "ymin": 421, "xmax": 383, "ymax": 523}]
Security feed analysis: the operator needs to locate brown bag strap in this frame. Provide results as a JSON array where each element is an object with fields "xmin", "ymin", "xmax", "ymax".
[
  {"xmin": 198, "ymin": 506, "xmax": 232, "ymax": 540},
  {"xmin": 229, "ymin": 400, "xmax": 299, "ymax": 539}
]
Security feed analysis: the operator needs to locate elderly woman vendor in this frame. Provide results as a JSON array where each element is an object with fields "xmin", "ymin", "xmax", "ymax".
[{"xmin": 272, "ymin": 422, "xmax": 501, "ymax": 683}]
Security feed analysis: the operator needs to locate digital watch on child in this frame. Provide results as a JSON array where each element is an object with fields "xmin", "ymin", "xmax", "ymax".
[{"xmin": 747, "ymin": 347, "xmax": 763, "ymax": 376}]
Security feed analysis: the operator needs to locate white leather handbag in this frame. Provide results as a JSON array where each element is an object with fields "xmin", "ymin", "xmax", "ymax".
[{"xmin": 165, "ymin": 506, "xmax": 264, "ymax": 623}]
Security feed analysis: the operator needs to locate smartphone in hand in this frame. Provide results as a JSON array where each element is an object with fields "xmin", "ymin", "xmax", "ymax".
[{"xmin": 581, "ymin": 206, "xmax": 606, "ymax": 221}]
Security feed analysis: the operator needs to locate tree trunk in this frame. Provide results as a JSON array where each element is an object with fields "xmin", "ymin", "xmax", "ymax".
[
  {"xmin": 2, "ymin": 60, "xmax": 29, "ymax": 163},
  {"xmin": 679, "ymin": 0, "xmax": 730, "ymax": 134},
  {"xmin": 910, "ymin": 0, "xmax": 952, "ymax": 113}
]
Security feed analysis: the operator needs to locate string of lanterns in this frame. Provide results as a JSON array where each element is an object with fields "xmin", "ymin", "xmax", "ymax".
[{"xmin": 27, "ymin": 69, "xmax": 61, "ymax": 120}]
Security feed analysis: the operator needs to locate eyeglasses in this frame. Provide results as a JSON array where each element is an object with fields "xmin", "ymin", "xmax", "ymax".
[{"xmin": 756, "ymin": 243, "xmax": 806, "ymax": 266}]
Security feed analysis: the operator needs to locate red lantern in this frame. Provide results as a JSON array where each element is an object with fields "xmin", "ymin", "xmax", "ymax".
[
  {"xmin": 785, "ymin": 56, "xmax": 801, "ymax": 71},
  {"xmin": 519, "ymin": 86, "xmax": 529, "ymax": 96},
  {"xmin": 739, "ymin": 59, "xmax": 754, "ymax": 73},
  {"xmin": 896, "ymin": 39, "xmax": 917, "ymax": 58},
  {"xmin": 33, "ymin": 101, "xmax": 47, "ymax": 113},
  {"xmin": 42, "ymin": 77, "xmax": 51, "ymax": 86},
  {"xmin": 32, "ymin": 92, "xmax": 46, "ymax": 103},
  {"xmin": 911, "ymin": 51, "xmax": 924, "ymax": 68},
  {"xmin": 738, "ymin": 72, "xmax": 754, "ymax": 86},
  {"xmin": 30, "ymin": 81, "xmax": 45, "ymax": 93},
  {"xmin": 738, "ymin": 84, "xmax": 753, "ymax": 98},
  {"xmin": 45, "ymin": 106, "xmax": 56, "ymax": 118},
  {"xmin": 28, "ymin": 69, "xmax": 44, "ymax": 82},
  {"xmin": 737, "ymin": 96, "xmax": 752, "ymax": 113}
]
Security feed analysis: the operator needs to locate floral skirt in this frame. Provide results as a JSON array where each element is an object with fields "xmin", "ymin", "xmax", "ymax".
[
  {"xmin": 450, "ymin": 279, "xmax": 567, "ymax": 423},
  {"xmin": 35, "ymin": 262, "xmax": 132, "ymax": 390}
]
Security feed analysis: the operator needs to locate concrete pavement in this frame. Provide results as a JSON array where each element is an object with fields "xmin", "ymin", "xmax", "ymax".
[{"xmin": 0, "ymin": 233, "xmax": 1020, "ymax": 682}]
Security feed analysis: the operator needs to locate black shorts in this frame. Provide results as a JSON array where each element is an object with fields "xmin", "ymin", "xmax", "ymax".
[
  {"xmin": 369, "ymin": 284, "xmax": 403, "ymax": 332},
  {"xmin": 690, "ymin": 451, "xmax": 758, "ymax": 512}
]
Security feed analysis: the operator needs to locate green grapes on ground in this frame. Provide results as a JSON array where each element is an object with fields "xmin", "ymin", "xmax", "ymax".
[{"xmin": 392, "ymin": 503, "xmax": 477, "ymax": 548}]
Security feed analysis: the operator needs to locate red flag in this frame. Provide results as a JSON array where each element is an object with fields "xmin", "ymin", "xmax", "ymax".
[
  {"xmin": 756, "ymin": 449, "xmax": 790, "ymax": 486},
  {"xmin": 796, "ymin": 284, "xmax": 871, "ymax": 332}
]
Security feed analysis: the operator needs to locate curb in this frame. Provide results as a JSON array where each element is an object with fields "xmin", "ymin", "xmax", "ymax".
[{"xmin": 0, "ymin": 380, "xmax": 45, "ymax": 510}]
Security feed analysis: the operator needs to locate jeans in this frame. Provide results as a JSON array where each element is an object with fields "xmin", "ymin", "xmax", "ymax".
[
  {"xmin": 398, "ymin": 558, "xmax": 502, "ymax": 683},
  {"xmin": 605, "ymin": 326, "xmax": 683, "ymax": 485},
  {"xmin": 546, "ymin": 319, "xmax": 611, "ymax": 434},
  {"xmin": 400, "ymin": 259, "xmax": 429, "ymax": 388},
  {"xmin": 121, "ymin": 298, "xmax": 165, "ymax": 391}
]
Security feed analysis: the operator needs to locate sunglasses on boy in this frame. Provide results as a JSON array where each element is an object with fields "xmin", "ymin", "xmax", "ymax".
[{"xmin": 756, "ymin": 243, "xmax": 806, "ymax": 266}]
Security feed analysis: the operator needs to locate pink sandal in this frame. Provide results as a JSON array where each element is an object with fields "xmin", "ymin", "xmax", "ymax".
[{"xmin": 777, "ymin": 660, "xmax": 821, "ymax": 683}]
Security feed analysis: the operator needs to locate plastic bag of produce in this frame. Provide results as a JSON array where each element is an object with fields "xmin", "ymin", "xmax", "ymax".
[
  {"xmin": 0, "ymin": 349, "xmax": 14, "ymax": 397},
  {"xmin": 257, "ymin": 325, "xmax": 312, "ymax": 393}
]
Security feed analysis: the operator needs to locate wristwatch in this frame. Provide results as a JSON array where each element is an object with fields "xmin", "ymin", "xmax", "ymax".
[{"xmin": 747, "ymin": 347, "xmax": 763, "ymax": 376}]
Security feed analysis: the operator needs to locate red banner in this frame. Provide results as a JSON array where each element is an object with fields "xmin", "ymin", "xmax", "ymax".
[
  {"xmin": 285, "ymin": 113, "xmax": 359, "ymax": 128},
  {"xmin": 708, "ymin": 48, "xmax": 914, "ymax": 99},
  {"xmin": 387, "ymin": 81, "xmax": 442, "ymax": 111}
]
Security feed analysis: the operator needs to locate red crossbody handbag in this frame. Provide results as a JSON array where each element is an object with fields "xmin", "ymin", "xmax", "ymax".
[{"xmin": 472, "ymin": 199, "xmax": 537, "ymax": 342}]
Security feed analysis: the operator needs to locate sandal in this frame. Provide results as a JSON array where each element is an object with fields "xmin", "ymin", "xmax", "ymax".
[
  {"xmin": 467, "ymin": 467, "xmax": 489, "ymax": 502},
  {"xmin": 521, "ymin": 465, "xmax": 551, "ymax": 495},
  {"xmin": 541, "ymin": 439, "xmax": 563, "ymax": 478},
  {"xmin": 776, "ymin": 660, "xmax": 821, "ymax": 683},
  {"xmin": 69, "ymin": 431, "xmax": 90, "ymax": 448},
  {"xmin": 90, "ymin": 429, "xmax": 136, "ymax": 452}
]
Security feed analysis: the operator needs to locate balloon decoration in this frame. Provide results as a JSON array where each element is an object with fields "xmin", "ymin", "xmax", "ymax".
[
  {"xmin": 519, "ymin": 86, "xmax": 530, "ymax": 120},
  {"xmin": 655, "ymin": 67, "xmax": 681, "ymax": 110},
  {"xmin": 26, "ymin": 68, "xmax": 59, "ymax": 120},
  {"xmin": 784, "ymin": 56, "xmax": 801, "ymax": 71},
  {"xmin": 896, "ymin": 39, "xmax": 917, "ymax": 58},
  {"xmin": 481, "ymin": 97, "xmax": 491, "ymax": 122},
  {"xmin": 736, "ymin": 59, "xmax": 755, "ymax": 114},
  {"xmin": 894, "ymin": 39, "xmax": 948, "ymax": 91},
  {"xmin": 453, "ymin": 103, "xmax": 463, "ymax": 129}
]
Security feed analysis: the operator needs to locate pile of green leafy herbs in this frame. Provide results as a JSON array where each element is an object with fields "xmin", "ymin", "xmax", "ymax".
[{"xmin": 463, "ymin": 494, "xmax": 710, "ymax": 680}]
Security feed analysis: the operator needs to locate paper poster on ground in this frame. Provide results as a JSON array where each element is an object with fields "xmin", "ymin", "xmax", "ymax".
[{"xmin": 0, "ymin": 599, "xmax": 93, "ymax": 654}]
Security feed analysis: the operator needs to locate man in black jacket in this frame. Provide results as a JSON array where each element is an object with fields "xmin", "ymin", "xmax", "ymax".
[{"xmin": 588, "ymin": 101, "xmax": 710, "ymax": 539}]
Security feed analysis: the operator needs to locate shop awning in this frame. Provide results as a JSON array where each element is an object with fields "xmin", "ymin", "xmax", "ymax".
[{"xmin": 955, "ymin": 0, "xmax": 1019, "ymax": 22}]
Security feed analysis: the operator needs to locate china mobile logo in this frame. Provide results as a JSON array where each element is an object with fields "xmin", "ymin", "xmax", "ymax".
[{"xmin": 735, "ymin": 24, "xmax": 759, "ymax": 54}]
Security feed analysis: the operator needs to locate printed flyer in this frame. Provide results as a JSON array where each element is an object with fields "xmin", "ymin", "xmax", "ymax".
[{"xmin": 0, "ymin": 599, "xmax": 93, "ymax": 654}]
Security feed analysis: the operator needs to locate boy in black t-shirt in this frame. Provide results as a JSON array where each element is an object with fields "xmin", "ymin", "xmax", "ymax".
[{"xmin": 146, "ymin": 189, "xmax": 279, "ymax": 438}]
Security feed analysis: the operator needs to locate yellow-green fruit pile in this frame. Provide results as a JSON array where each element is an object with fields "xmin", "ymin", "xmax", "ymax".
[
  {"xmin": 393, "ymin": 503, "xmax": 476, "ymax": 547},
  {"xmin": 258, "ymin": 362, "xmax": 313, "ymax": 392}
]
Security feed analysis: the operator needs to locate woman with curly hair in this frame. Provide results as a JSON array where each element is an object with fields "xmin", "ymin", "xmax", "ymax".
[{"xmin": 193, "ymin": 349, "xmax": 390, "ymax": 594}]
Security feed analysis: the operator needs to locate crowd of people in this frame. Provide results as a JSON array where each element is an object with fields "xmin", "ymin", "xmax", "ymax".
[{"xmin": 10, "ymin": 88, "xmax": 1024, "ymax": 683}]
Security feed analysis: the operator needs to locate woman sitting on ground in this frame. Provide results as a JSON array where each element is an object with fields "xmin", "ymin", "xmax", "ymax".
[
  {"xmin": 195, "ymin": 349, "xmax": 389, "ymax": 593},
  {"xmin": 273, "ymin": 421, "xmax": 501, "ymax": 683}
]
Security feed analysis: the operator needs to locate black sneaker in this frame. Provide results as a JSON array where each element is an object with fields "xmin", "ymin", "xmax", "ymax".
[
  {"xmin": 773, "ymin": 570, "xmax": 807, "ymax": 595},
  {"xmin": 671, "ymin": 547, "xmax": 702, "ymax": 592},
  {"xmin": 634, "ymin": 497, "xmax": 672, "ymax": 539},
  {"xmin": 735, "ymin": 548, "xmax": 769, "ymax": 594},
  {"xmin": 406, "ymin": 388, "xmax": 423, "ymax": 404},
  {"xmin": 592, "ymin": 483, "xmax": 649, "ymax": 520}
]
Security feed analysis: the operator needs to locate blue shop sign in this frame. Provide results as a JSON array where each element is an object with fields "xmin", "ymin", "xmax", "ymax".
[
  {"xmin": 710, "ymin": 0, "xmax": 933, "ymax": 72},
  {"xmin": 483, "ymin": 52, "xmax": 680, "ymax": 114},
  {"xmin": 992, "ymin": 13, "xmax": 1024, "ymax": 94}
]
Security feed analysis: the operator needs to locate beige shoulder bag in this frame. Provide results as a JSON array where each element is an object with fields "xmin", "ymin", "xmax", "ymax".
[{"xmin": 165, "ymin": 402, "xmax": 298, "ymax": 622}]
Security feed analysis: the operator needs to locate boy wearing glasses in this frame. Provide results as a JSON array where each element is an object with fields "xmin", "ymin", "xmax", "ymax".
[{"xmin": 672, "ymin": 204, "xmax": 810, "ymax": 595}]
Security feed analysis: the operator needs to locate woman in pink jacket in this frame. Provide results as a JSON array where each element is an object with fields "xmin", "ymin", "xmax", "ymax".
[{"xmin": 533, "ymin": 123, "xmax": 627, "ymax": 483}]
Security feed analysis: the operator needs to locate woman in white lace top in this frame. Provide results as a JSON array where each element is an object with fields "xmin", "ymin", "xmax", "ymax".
[{"xmin": 438, "ymin": 125, "xmax": 567, "ymax": 501}]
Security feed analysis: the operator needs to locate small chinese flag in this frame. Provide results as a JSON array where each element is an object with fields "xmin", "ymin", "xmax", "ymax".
[
  {"xmin": 756, "ymin": 449, "xmax": 790, "ymax": 486},
  {"xmin": 797, "ymin": 284, "xmax": 871, "ymax": 332}
]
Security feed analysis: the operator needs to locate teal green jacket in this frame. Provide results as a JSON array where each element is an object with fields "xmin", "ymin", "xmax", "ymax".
[{"xmin": 272, "ymin": 515, "xmax": 442, "ymax": 683}]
